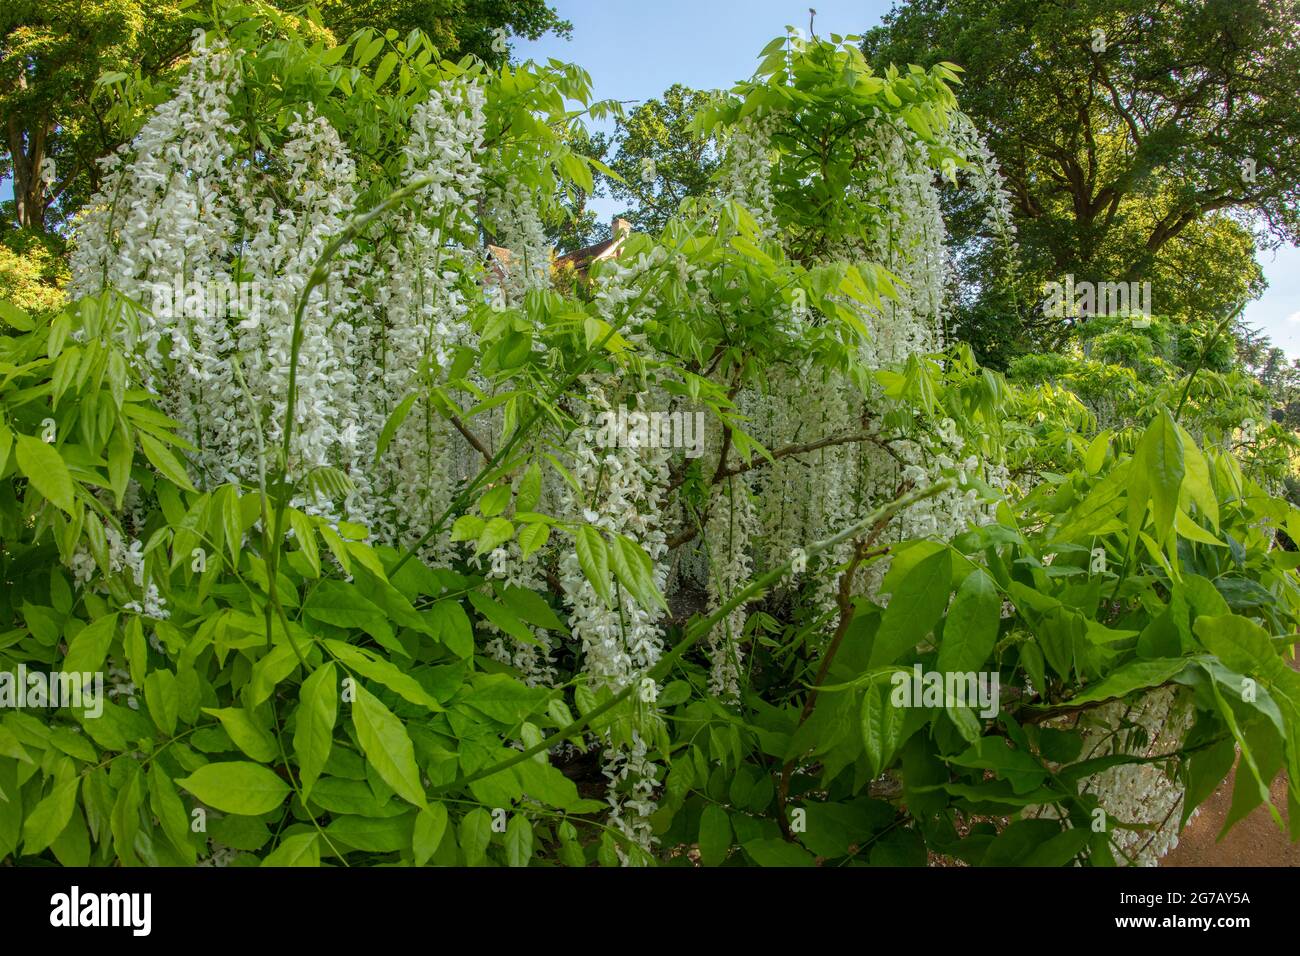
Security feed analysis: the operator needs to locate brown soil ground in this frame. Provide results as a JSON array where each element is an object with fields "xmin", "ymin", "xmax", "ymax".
[{"xmin": 1161, "ymin": 767, "xmax": 1297, "ymax": 867}]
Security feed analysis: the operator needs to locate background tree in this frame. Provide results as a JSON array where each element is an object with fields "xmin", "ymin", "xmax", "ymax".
[
  {"xmin": 544, "ymin": 123, "xmax": 611, "ymax": 254},
  {"xmin": 605, "ymin": 84, "xmax": 719, "ymax": 235},
  {"xmin": 0, "ymin": 224, "xmax": 64, "ymax": 311},
  {"xmin": 1241, "ymin": 329, "xmax": 1300, "ymax": 432},
  {"xmin": 1, "ymin": 1, "xmax": 193, "ymax": 233},
  {"xmin": 864, "ymin": 0, "xmax": 1300, "ymax": 367},
  {"xmin": 313, "ymin": 0, "xmax": 570, "ymax": 65}
]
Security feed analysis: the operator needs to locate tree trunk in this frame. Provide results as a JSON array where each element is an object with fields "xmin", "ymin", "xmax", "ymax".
[{"xmin": 5, "ymin": 70, "xmax": 49, "ymax": 232}]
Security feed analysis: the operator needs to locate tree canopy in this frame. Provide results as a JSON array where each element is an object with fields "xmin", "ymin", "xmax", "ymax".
[{"xmin": 863, "ymin": 0, "xmax": 1300, "ymax": 364}]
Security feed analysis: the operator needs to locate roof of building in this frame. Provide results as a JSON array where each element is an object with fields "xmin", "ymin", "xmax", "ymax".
[{"xmin": 555, "ymin": 218, "xmax": 632, "ymax": 273}]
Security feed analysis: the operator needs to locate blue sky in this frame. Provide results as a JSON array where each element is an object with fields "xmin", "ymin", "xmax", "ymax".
[{"xmin": 516, "ymin": 0, "xmax": 1300, "ymax": 357}]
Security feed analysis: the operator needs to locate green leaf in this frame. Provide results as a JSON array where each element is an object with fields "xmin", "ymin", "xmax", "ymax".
[
  {"xmin": 138, "ymin": 430, "xmax": 197, "ymax": 492},
  {"xmin": 467, "ymin": 592, "xmax": 538, "ymax": 646},
  {"xmin": 110, "ymin": 767, "xmax": 144, "ymax": 865},
  {"xmin": 1221, "ymin": 717, "xmax": 1283, "ymax": 835},
  {"xmin": 461, "ymin": 673, "xmax": 548, "ymax": 723},
  {"xmin": 15, "ymin": 434, "xmax": 75, "ymax": 513},
  {"xmin": 504, "ymin": 814, "xmax": 533, "ymax": 867},
  {"xmin": 325, "ymin": 640, "xmax": 443, "ymax": 710},
  {"xmin": 1057, "ymin": 658, "xmax": 1190, "ymax": 707},
  {"xmin": 575, "ymin": 525, "xmax": 613, "ymax": 607},
  {"xmin": 1083, "ymin": 430, "xmax": 1110, "ymax": 475},
  {"xmin": 518, "ymin": 521, "xmax": 550, "ymax": 559},
  {"xmin": 149, "ymin": 766, "xmax": 196, "ymax": 864},
  {"xmin": 261, "ymin": 832, "xmax": 320, "ymax": 866},
  {"xmin": 0, "ymin": 725, "xmax": 33, "ymax": 763},
  {"xmin": 319, "ymin": 524, "xmax": 352, "ymax": 575},
  {"xmin": 743, "ymin": 837, "xmax": 815, "ymax": 866},
  {"xmin": 698, "ymin": 804, "xmax": 731, "ymax": 866},
  {"xmin": 597, "ymin": 831, "xmax": 620, "ymax": 866},
  {"xmin": 730, "ymin": 234, "xmax": 773, "ymax": 265},
  {"xmin": 0, "ymin": 300, "xmax": 34, "ymax": 330},
  {"xmin": 1206, "ymin": 677, "xmax": 1284, "ymax": 831},
  {"xmin": 981, "ymin": 819, "xmax": 1069, "ymax": 866},
  {"xmin": 945, "ymin": 698, "xmax": 982, "ymax": 744},
  {"xmin": 475, "ymin": 516, "xmax": 514, "ymax": 555},
  {"xmin": 936, "ymin": 568, "xmax": 999, "ymax": 673},
  {"xmin": 48, "ymin": 808, "xmax": 88, "ymax": 867},
  {"xmin": 513, "ymin": 757, "xmax": 583, "ymax": 810},
  {"xmin": 143, "ymin": 670, "xmax": 179, "ymax": 735},
  {"xmin": 499, "ymin": 586, "xmax": 565, "ymax": 630},
  {"xmin": 326, "ymin": 813, "xmax": 414, "ymax": 852},
  {"xmin": 47, "ymin": 310, "xmax": 69, "ymax": 357},
  {"xmin": 373, "ymin": 50, "xmax": 399, "ymax": 86},
  {"xmin": 861, "ymin": 677, "xmax": 906, "ymax": 777},
  {"xmin": 948, "ymin": 738, "xmax": 1047, "ymax": 795},
  {"xmin": 22, "ymin": 777, "xmax": 79, "ymax": 855},
  {"xmin": 1182, "ymin": 734, "xmax": 1236, "ymax": 826},
  {"xmin": 557, "ymin": 821, "xmax": 586, "ymax": 867},
  {"xmin": 459, "ymin": 807, "xmax": 492, "ymax": 866},
  {"xmin": 427, "ymin": 600, "xmax": 473, "ymax": 657},
  {"xmin": 1192, "ymin": 614, "xmax": 1282, "ymax": 681},
  {"xmin": 357, "ymin": 34, "xmax": 384, "ymax": 65},
  {"xmin": 177, "ymin": 762, "xmax": 290, "ymax": 815},
  {"xmin": 479, "ymin": 484, "xmax": 511, "ymax": 518},
  {"xmin": 516, "ymin": 463, "xmax": 542, "ymax": 512},
  {"xmin": 202, "ymin": 706, "xmax": 276, "ymax": 762},
  {"xmin": 198, "ymin": 814, "xmax": 272, "ymax": 854},
  {"xmin": 305, "ymin": 580, "xmax": 394, "ymax": 648},
  {"xmin": 63, "ymin": 613, "xmax": 118, "ymax": 673},
  {"xmin": 451, "ymin": 515, "xmax": 485, "ymax": 542},
  {"xmin": 1175, "ymin": 509, "xmax": 1221, "ymax": 546},
  {"xmin": 1021, "ymin": 827, "xmax": 1092, "ymax": 867},
  {"xmin": 220, "ymin": 484, "xmax": 243, "ymax": 566},
  {"xmin": 869, "ymin": 548, "xmax": 952, "ymax": 666},
  {"xmin": 799, "ymin": 799, "xmax": 895, "ymax": 858},
  {"xmin": 351, "ymin": 683, "xmax": 427, "ymax": 809},
  {"xmin": 413, "ymin": 804, "xmax": 448, "ymax": 866},
  {"xmin": 1174, "ymin": 419, "xmax": 1218, "ymax": 529},
  {"xmin": 610, "ymin": 534, "xmax": 666, "ymax": 610},
  {"xmin": 294, "ymin": 663, "xmax": 337, "ymax": 800},
  {"xmin": 1128, "ymin": 410, "xmax": 1184, "ymax": 544},
  {"xmin": 288, "ymin": 509, "xmax": 321, "ymax": 578},
  {"xmin": 107, "ymin": 424, "xmax": 132, "ymax": 505},
  {"xmin": 247, "ymin": 640, "xmax": 300, "ymax": 708}
]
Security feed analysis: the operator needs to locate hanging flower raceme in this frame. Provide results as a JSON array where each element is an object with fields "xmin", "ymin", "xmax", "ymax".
[
  {"xmin": 485, "ymin": 174, "xmax": 551, "ymax": 301},
  {"xmin": 71, "ymin": 32, "xmax": 367, "ymax": 506},
  {"xmin": 70, "ymin": 30, "xmax": 246, "ymax": 480},
  {"xmin": 357, "ymin": 78, "xmax": 488, "ymax": 550},
  {"xmin": 558, "ymin": 381, "xmax": 670, "ymax": 688},
  {"xmin": 718, "ymin": 113, "xmax": 779, "ymax": 239},
  {"xmin": 703, "ymin": 475, "xmax": 758, "ymax": 701}
]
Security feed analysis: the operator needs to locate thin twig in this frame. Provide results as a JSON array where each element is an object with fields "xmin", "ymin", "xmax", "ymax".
[{"xmin": 449, "ymin": 413, "xmax": 493, "ymax": 461}]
